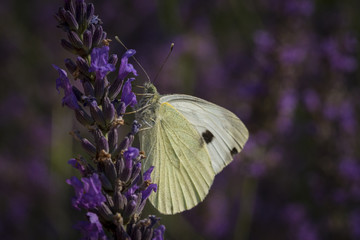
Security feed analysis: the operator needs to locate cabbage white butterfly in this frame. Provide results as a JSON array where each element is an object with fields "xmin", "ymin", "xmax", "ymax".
[{"xmin": 136, "ymin": 82, "xmax": 249, "ymax": 215}]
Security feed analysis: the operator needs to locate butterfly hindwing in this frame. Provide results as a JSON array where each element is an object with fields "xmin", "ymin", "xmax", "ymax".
[
  {"xmin": 160, "ymin": 94, "xmax": 249, "ymax": 174},
  {"xmin": 139, "ymin": 101, "xmax": 216, "ymax": 215}
]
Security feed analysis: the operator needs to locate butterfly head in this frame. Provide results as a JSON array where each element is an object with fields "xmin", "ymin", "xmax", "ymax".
[
  {"xmin": 135, "ymin": 82, "xmax": 161, "ymax": 128},
  {"xmin": 143, "ymin": 82, "xmax": 158, "ymax": 95}
]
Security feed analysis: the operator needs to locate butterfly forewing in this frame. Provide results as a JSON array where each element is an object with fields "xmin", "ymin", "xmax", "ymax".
[
  {"xmin": 140, "ymin": 101, "xmax": 215, "ymax": 215},
  {"xmin": 160, "ymin": 94, "xmax": 249, "ymax": 174}
]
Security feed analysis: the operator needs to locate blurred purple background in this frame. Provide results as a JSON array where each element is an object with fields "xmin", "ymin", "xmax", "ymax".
[{"xmin": 1, "ymin": 0, "xmax": 360, "ymax": 239}]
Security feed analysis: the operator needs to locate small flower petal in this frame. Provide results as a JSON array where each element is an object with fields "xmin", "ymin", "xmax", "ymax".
[
  {"xmin": 67, "ymin": 173, "xmax": 106, "ymax": 210},
  {"xmin": 123, "ymin": 147, "xmax": 140, "ymax": 161},
  {"xmin": 121, "ymin": 78, "xmax": 137, "ymax": 108},
  {"xmin": 53, "ymin": 64, "xmax": 80, "ymax": 110},
  {"xmin": 89, "ymin": 46, "xmax": 115, "ymax": 80},
  {"xmin": 118, "ymin": 49, "xmax": 137, "ymax": 80},
  {"xmin": 68, "ymin": 158, "xmax": 86, "ymax": 175},
  {"xmin": 142, "ymin": 183, "xmax": 157, "ymax": 202},
  {"xmin": 152, "ymin": 225, "xmax": 166, "ymax": 240},
  {"xmin": 143, "ymin": 166, "xmax": 154, "ymax": 182},
  {"xmin": 75, "ymin": 212, "xmax": 107, "ymax": 240}
]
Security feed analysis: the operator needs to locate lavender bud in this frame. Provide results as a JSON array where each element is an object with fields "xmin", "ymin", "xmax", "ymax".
[
  {"xmin": 113, "ymin": 136, "xmax": 130, "ymax": 158},
  {"xmin": 68, "ymin": 31, "xmax": 83, "ymax": 49},
  {"xmin": 124, "ymin": 200, "xmax": 137, "ymax": 222},
  {"xmin": 64, "ymin": 10, "xmax": 79, "ymax": 30},
  {"xmin": 65, "ymin": 58, "xmax": 77, "ymax": 75},
  {"xmin": 75, "ymin": 0, "xmax": 86, "ymax": 25},
  {"xmin": 82, "ymin": 80, "xmax": 95, "ymax": 97},
  {"xmin": 132, "ymin": 229, "xmax": 142, "ymax": 240},
  {"xmin": 104, "ymin": 193, "xmax": 114, "ymax": 209},
  {"xmin": 108, "ymin": 127, "xmax": 118, "ymax": 153},
  {"xmin": 109, "ymin": 54, "xmax": 118, "ymax": 66},
  {"xmin": 57, "ymin": 7, "xmax": 67, "ymax": 22},
  {"xmin": 130, "ymin": 163, "xmax": 142, "ymax": 183},
  {"xmin": 104, "ymin": 158, "xmax": 117, "ymax": 184},
  {"xmin": 97, "ymin": 202, "xmax": 113, "ymax": 222},
  {"xmin": 143, "ymin": 228, "xmax": 153, "ymax": 240},
  {"xmin": 81, "ymin": 138, "xmax": 96, "ymax": 155},
  {"xmin": 99, "ymin": 173, "xmax": 113, "ymax": 191},
  {"xmin": 99, "ymin": 136, "xmax": 109, "ymax": 153},
  {"xmin": 83, "ymin": 30, "xmax": 92, "ymax": 51},
  {"xmin": 116, "ymin": 101, "xmax": 126, "ymax": 116},
  {"xmin": 61, "ymin": 39, "xmax": 78, "ymax": 54},
  {"xmin": 120, "ymin": 162, "xmax": 132, "ymax": 183},
  {"xmin": 75, "ymin": 109, "xmax": 94, "ymax": 127},
  {"xmin": 92, "ymin": 25, "xmax": 103, "ymax": 47},
  {"xmin": 114, "ymin": 189, "xmax": 125, "ymax": 212},
  {"xmin": 89, "ymin": 24, "xmax": 95, "ymax": 35},
  {"xmin": 109, "ymin": 78, "xmax": 124, "ymax": 100},
  {"xmin": 92, "ymin": 128, "xmax": 109, "ymax": 153},
  {"xmin": 103, "ymin": 97, "xmax": 115, "ymax": 124},
  {"xmin": 76, "ymin": 56, "xmax": 90, "ymax": 76},
  {"xmin": 89, "ymin": 101, "xmax": 107, "ymax": 128},
  {"xmin": 115, "ymin": 224, "xmax": 129, "ymax": 240},
  {"xmin": 72, "ymin": 86, "xmax": 83, "ymax": 102},
  {"xmin": 116, "ymin": 157, "xmax": 124, "ymax": 177},
  {"xmin": 86, "ymin": 3, "xmax": 95, "ymax": 23},
  {"xmin": 94, "ymin": 78, "xmax": 105, "ymax": 101},
  {"xmin": 64, "ymin": 0, "xmax": 75, "ymax": 14}
]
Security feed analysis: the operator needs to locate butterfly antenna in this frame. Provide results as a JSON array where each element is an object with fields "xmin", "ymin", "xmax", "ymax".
[
  {"xmin": 115, "ymin": 36, "xmax": 151, "ymax": 82},
  {"xmin": 153, "ymin": 43, "xmax": 174, "ymax": 84}
]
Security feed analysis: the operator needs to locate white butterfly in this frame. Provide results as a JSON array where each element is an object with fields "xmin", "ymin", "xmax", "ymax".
[{"xmin": 136, "ymin": 82, "xmax": 249, "ymax": 215}]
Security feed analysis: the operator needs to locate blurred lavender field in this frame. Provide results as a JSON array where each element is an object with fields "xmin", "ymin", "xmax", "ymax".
[{"xmin": 1, "ymin": 0, "xmax": 359, "ymax": 239}]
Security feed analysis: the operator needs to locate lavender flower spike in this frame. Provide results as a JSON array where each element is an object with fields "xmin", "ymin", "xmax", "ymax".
[{"xmin": 54, "ymin": 0, "xmax": 165, "ymax": 238}]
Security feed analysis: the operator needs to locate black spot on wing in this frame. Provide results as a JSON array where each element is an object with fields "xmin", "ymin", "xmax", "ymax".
[
  {"xmin": 230, "ymin": 147, "xmax": 238, "ymax": 156},
  {"xmin": 202, "ymin": 130, "xmax": 214, "ymax": 144}
]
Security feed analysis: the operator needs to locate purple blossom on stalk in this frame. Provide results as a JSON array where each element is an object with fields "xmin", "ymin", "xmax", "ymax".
[
  {"xmin": 141, "ymin": 167, "xmax": 158, "ymax": 201},
  {"xmin": 68, "ymin": 158, "xmax": 86, "ymax": 175},
  {"xmin": 54, "ymin": 0, "xmax": 165, "ymax": 239},
  {"xmin": 121, "ymin": 78, "xmax": 137, "ymax": 107},
  {"xmin": 89, "ymin": 46, "xmax": 115, "ymax": 80},
  {"xmin": 53, "ymin": 64, "xmax": 80, "ymax": 110},
  {"xmin": 153, "ymin": 225, "xmax": 166, "ymax": 240},
  {"xmin": 75, "ymin": 212, "xmax": 107, "ymax": 240},
  {"xmin": 126, "ymin": 166, "xmax": 157, "ymax": 203},
  {"xmin": 118, "ymin": 49, "xmax": 137, "ymax": 80},
  {"xmin": 66, "ymin": 173, "xmax": 106, "ymax": 210}
]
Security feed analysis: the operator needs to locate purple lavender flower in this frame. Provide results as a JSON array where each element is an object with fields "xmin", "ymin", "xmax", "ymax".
[
  {"xmin": 68, "ymin": 158, "xmax": 86, "ymax": 175},
  {"xmin": 89, "ymin": 46, "xmax": 115, "ymax": 80},
  {"xmin": 152, "ymin": 225, "xmax": 166, "ymax": 240},
  {"xmin": 53, "ymin": 64, "xmax": 80, "ymax": 110},
  {"xmin": 66, "ymin": 173, "xmax": 106, "ymax": 210},
  {"xmin": 141, "ymin": 166, "xmax": 158, "ymax": 201},
  {"xmin": 118, "ymin": 49, "xmax": 137, "ymax": 80},
  {"xmin": 54, "ymin": 1, "xmax": 165, "ymax": 238},
  {"xmin": 123, "ymin": 146, "xmax": 140, "ymax": 161},
  {"xmin": 121, "ymin": 78, "xmax": 137, "ymax": 108},
  {"xmin": 75, "ymin": 212, "xmax": 107, "ymax": 240},
  {"xmin": 125, "ymin": 165, "xmax": 157, "ymax": 205}
]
